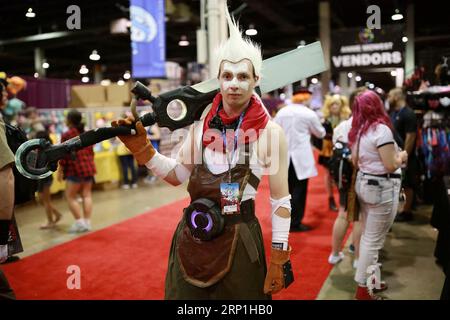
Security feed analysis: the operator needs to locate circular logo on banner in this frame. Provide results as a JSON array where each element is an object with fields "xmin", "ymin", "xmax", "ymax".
[
  {"xmin": 358, "ymin": 28, "xmax": 375, "ymax": 44},
  {"xmin": 130, "ymin": 5, "xmax": 157, "ymax": 43}
]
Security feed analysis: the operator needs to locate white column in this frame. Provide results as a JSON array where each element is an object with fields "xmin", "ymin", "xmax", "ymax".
[
  {"xmin": 339, "ymin": 72, "xmax": 348, "ymax": 95},
  {"xmin": 196, "ymin": 0, "xmax": 207, "ymax": 64},
  {"xmin": 349, "ymin": 72, "xmax": 356, "ymax": 92},
  {"xmin": 395, "ymin": 68, "xmax": 404, "ymax": 88},
  {"xmin": 218, "ymin": 0, "xmax": 227, "ymax": 42},
  {"xmin": 319, "ymin": 1, "xmax": 331, "ymax": 96},
  {"xmin": 34, "ymin": 47, "xmax": 45, "ymax": 77},
  {"xmin": 301, "ymin": 79, "xmax": 307, "ymax": 87},
  {"xmin": 207, "ymin": 0, "xmax": 227, "ymax": 78},
  {"xmin": 285, "ymin": 84, "xmax": 293, "ymax": 99},
  {"xmin": 405, "ymin": 4, "xmax": 415, "ymax": 78},
  {"xmin": 93, "ymin": 64, "xmax": 103, "ymax": 84}
]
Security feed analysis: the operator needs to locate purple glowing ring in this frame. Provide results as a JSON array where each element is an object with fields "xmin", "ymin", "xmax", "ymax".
[{"xmin": 190, "ymin": 210, "xmax": 213, "ymax": 232}]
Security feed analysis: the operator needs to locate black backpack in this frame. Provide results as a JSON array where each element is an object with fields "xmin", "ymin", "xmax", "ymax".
[
  {"xmin": 328, "ymin": 140, "xmax": 353, "ymax": 190},
  {"xmin": 5, "ymin": 123, "xmax": 38, "ymax": 205}
]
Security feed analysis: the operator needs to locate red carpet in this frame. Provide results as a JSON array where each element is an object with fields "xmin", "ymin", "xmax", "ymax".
[{"xmin": 2, "ymin": 163, "xmax": 341, "ymax": 300}]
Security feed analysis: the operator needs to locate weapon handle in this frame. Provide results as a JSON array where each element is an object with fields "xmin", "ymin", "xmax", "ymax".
[
  {"xmin": 131, "ymin": 81, "xmax": 156, "ymax": 103},
  {"xmin": 78, "ymin": 126, "xmax": 134, "ymax": 147},
  {"xmin": 44, "ymin": 126, "xmax": 135, "ymax": 164}
]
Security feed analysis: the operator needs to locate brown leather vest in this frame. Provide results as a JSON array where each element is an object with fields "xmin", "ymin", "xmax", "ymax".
[
  {"xmin": 187, "ymin": 143, "xmax": 259, "ymax": 204},
  {"xmin": 177, "ymin": 143, "xmax": 261, "ymax": 288}
]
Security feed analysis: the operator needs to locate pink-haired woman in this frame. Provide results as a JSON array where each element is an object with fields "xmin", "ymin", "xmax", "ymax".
[{"xmin": 348, "ymin": 90, "xmax": 407, "ymax": 300}]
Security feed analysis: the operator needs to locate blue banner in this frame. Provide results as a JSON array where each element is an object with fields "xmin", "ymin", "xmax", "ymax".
[{"xmin": 130, "ymin": 0, "xmax": 166, "ymax": 78}]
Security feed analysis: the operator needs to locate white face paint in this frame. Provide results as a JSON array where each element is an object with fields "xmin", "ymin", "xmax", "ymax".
[{"xmin": 221, "ymin": 62, "xmax": 251, "ymax": 91}]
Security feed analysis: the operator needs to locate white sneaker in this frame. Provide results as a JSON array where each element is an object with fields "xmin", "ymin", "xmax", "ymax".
[
  {"xmin": 144, "ymin": 176, "xmax": 156, "ymax": 184},
  {"xmin": 84, "ymin": 220, "xmax": 92, "ymax": 231},
  {"xmin": 328, "ymin": 252, "xmax": 345, "ymax": 265},
  {"xmin": 121, "ymin": 184, "xmax": 130, "ymax": 190},
  {"xmin": 131, "ymin": 183, "xmax": 138, "ymax": 189},
  {"xmin": 353, "ymin": 259, "xmax": 358, "ymax": 269},
  {"xmin": 68, "ymin": 220, "xmax": 88, "ymax": 233}
]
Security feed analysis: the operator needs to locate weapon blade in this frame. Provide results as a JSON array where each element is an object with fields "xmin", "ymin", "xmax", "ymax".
[{"xmin": 260, "ymin": 41, "xmax": 326, "ymax": 93}]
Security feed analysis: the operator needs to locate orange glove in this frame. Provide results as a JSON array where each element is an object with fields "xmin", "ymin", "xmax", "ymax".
[
  {"xmin": 263, "ymin": 246, "xmax": 292, "ymax": 295},
  {"xmin": 111, "ymin": 116, "xmax": 155, "ymax": 165}
]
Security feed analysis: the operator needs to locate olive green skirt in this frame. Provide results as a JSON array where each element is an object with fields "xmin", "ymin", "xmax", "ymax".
[{"xmin": 164, "ymin": 218, "xmax": 270, "ymax": 300}]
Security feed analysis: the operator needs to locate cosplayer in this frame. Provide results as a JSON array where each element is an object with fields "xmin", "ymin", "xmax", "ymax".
[
  {"xmin": 319, "ymin": 94, "xmax": 351, "ymax": 211},
  {"xmin": 113, "ymin": 6, "xmax": 293, "ymax": 299}
]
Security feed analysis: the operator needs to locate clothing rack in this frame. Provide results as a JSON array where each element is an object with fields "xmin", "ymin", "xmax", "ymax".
[{"xmin": 409, "ymin": 86, "xmax": 450, "ymax": 180}]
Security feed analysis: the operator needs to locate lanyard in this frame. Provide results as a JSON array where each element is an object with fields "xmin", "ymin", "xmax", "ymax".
[{"xmin": 222, "ymin": 111, "xmax": 246, "ymax": 183}]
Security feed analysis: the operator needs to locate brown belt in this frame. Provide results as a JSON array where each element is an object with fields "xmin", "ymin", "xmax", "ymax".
[{"xmin": 222, "ymin": 200, "xmax": 256, "ymax": 225}]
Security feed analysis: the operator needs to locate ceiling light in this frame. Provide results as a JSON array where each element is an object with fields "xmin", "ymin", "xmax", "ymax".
[
  {"xmin": 355, "ymin": 75, "xmax": 362, "ymax": 82},
  {"xmin": 245, "ymin": 24, "xmax": 257, "ymax": 36},
  {"xmin": 79, "ymin": 65, "xmax": 89, "ymax": 75},
  {"xmin": 368, "ymin": 83, "xmax": 375, "ymax": 89},
  {"xmin": 178, "ymin": 35, "xmax": 189, "ymax": 47},
  {"xmin": 117, "ymin": 80, "xmax": 125, "ymax": 86},
  {"xmin": 89, "ymin": 50, "xmax": 100, "ymax": 61},
  {"xmin": 81, "ymin": 77, "xmax": 89, "ymax": 83},
  {"xmin": 123, "ymin": 71, "xmax": 131, "ymax": 80},
  {"xmin": 42, "ymin": 61, "xmax": 49, "ymax": 69},
  {"xmin": 402, "ymin": 36, "xmax": 408, "ymax": 43},
  {"xmin": 390, "ymin": 70, "xmax": 397, "ymax": 77},
  {"xmin": 100, "ymin": 79, "xmax": 111, "ymax": 86},
  {"xmin": 347, "ymin": 72, "xmax": 353, "ymax": 78},
  {"xmin": 311, "ymin": 78, "xmax": 318, "ymax": 84},
  {"xmin": 34, "ymin": 73, "xmax": 39, "ymax": 78},
  {"xmin": 297, "ymin": 40, "xmax": 306, "ymax": 48},
  {"xmin": 391, "ymin": 9, "xmax": 403, "ymax": 21},
  {"xmin": 26, "ymin": 8, "xmax": 36, "ymax": 18}
]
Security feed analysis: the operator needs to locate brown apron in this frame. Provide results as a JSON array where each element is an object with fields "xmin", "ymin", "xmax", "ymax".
[{"xmin": 166, "ymin": 143, "xmax": 269, "ymax": 299}]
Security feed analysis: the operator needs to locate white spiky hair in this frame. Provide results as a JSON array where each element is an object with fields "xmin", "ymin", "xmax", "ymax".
[{"xmin": 214, "ymin": 5, "xmax": 263, "ymax": 80}]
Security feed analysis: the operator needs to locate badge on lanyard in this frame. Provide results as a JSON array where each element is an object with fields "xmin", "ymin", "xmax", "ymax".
[
  {"xmin": 218, "ymin": 110, "xmax": 246, "ymax": 215},
  {"xmin": 220, "ymin": 182, "xmax": 240, "ymax": 214}
]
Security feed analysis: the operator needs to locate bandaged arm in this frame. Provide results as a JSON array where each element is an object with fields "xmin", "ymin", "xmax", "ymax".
[
  {"xmin": 145, "ymin": 125, "xmax": 196, "ymax": 186},
  {"xmin": 266, "ymin": 122, "xmax": 291, "ymax": 251}
]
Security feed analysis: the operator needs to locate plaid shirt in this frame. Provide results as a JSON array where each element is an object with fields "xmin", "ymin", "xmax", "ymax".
[{"xmin": 59, "ymin": 127, "xmax": 96, "ymax": 178}]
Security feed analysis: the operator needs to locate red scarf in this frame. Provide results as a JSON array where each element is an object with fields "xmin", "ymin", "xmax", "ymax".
[{"xmin": 202, "ymin": 93, "xmax": 269, "ymax": 151}]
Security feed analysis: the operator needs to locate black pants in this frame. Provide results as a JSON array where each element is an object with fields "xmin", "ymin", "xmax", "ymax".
[
  {"xmin": 442, "ymin": 278, "xmax": 449, "ymax": 300},
  {"xmin": 0, "ymin": 269, "xmax": 15, "ymax": 300},
  {"xmin": 288, "ymin": 161, "xmax": 308, "ymax": 227},
  {"xmin": 119, "ymin": 155, "xmax": 137, "ymax": 185}
]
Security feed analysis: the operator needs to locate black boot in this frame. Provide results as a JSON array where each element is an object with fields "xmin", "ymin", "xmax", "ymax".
[
  {"xmin": 329, "ymin": 197, "xmax": 338, "ymax": 212},
  {"xmin": 395, "ymin": 211, "xmax": 413, "ymax": 222}
]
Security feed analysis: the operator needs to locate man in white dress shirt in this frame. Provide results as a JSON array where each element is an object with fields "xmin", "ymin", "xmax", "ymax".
[{"xmin": 274, "ymin": 88, "xmax": 325, "ymax": 231}]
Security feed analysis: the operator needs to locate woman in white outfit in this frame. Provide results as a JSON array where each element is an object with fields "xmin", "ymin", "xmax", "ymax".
[
  {"xmin": 328, "ymin": 87, "xmax": 366, "ymax": 267},
  {"xmin": 348, "ymin": 90, "xmax": 408, "ymax": 300}
]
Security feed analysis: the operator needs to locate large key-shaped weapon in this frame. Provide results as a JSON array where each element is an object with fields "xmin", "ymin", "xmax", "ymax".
[{"xmin": 15, "ymin": 42, "xmax": 326, "ymax": 180}]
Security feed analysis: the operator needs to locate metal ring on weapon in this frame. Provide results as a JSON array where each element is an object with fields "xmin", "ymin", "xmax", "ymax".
[
  {"xmin": 166, "ymin": 99, "xmax": 188, "ymax": 122},
  {"xmin": 15, "ymin": 139, "xmax": 53, "ymax": 180}
]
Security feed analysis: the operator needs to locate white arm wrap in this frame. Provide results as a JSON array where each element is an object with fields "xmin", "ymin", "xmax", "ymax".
[
  {"xmin": 270, "ymin": 195, "xmax": 292, "ymax": 250},
  {"xmin": 174, "ymin": 163, "xmax": 191, "ymax": 183},
  {"xmin": 145, "ymin": 151, "xmax": 192, "ymax": 183},
  {"xmin": 145, "ymin": 151, "xmax": 177, "ymax": 179},
  {"xmin": 270, "ymin": 195, "xmax": 292, "ymax": 215}
]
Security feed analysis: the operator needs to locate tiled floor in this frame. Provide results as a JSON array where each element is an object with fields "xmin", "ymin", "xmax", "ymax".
[{"xmin": 317, "ymin": 205, "xmax": 445, "ymax": 300}]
